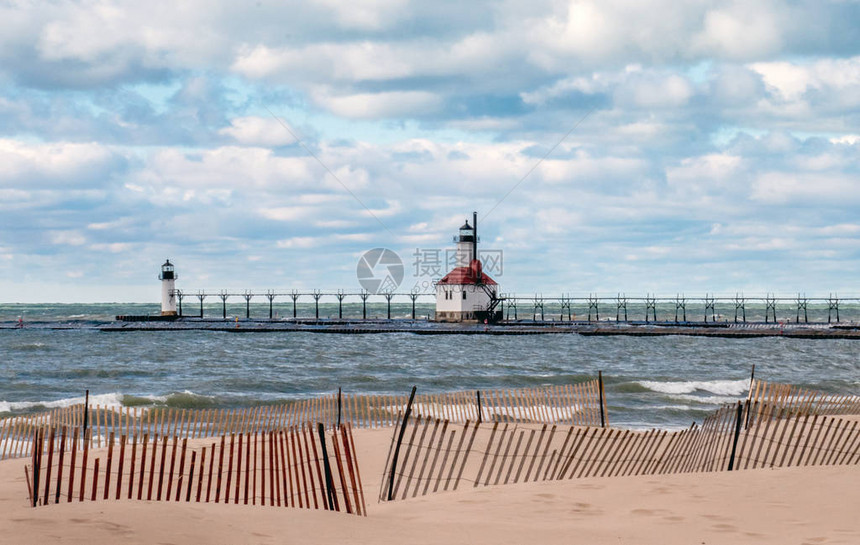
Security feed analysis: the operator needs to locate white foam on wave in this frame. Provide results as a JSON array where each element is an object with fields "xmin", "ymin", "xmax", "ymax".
[
  {"xmin": 0, "ymin": 389, "xmax": 222, "ymax": 414},
  {"xmin": 0, "ymin": 392, "xmax": 125, "ymax": 413},
  {"xmin": 637, "ymin": 379, "xmax": 748, "ymax": 397},
  {"xmin": 672, "ymin": 394, "xmax": 741, "ymax": 406}
]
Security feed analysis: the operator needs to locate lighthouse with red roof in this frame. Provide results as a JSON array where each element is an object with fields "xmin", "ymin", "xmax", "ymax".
[{"xmin": 435, "ymin": 212, "xmax": 501, "ymax": 322}]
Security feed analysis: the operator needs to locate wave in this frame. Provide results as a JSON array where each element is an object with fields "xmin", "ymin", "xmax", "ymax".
[
  {"xmin": 0, "ymin": 392, "xmax": 124, "ymax": 413},
  {"xmin": 671, "ymin": 394, "xmax": 741, "ymax": 406},
  {"xmin": 637, "ymin": 379, "xmax": 749, "ymax": 397},
  {"xmin": 0, "ymin": 390, "xmax": 217, "ymax": 414}
]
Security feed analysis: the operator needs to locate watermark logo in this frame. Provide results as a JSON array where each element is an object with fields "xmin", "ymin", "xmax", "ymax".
[{"xmin": 356, "ymin": 248, "xmax": 404, "ymax": 294}]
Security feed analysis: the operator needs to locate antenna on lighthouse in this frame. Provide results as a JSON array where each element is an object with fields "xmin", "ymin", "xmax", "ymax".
[{"xmin": 473, "ymin": 211, "xmax": 478, "ymax": 264}]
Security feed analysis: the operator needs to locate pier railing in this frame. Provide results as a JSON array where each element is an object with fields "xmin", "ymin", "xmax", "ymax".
[
  {"xmin": 138, "ymin": 290, "xmax": 860, "ymax": 323},
  {"xmin": 0, "ymin": 380, "xmax": 605, "ymax": 461}
]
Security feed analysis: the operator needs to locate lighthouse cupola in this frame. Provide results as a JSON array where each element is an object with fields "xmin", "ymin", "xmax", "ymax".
[
  {"xmin": 457, "ymin": 220, "xmax": 475, "ymax": 243},
  {"xmin": 455, "ymin": 212, "xmax": 479, "ymax": 267},
  {"xmin": 159, "ymin": 259, "xmax": 178, "ymax": 316}
]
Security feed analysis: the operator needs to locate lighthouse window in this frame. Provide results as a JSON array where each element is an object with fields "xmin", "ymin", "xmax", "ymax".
[{"xmin": 462, "ymin": 290, "xmax": 467, "ymax": 300}]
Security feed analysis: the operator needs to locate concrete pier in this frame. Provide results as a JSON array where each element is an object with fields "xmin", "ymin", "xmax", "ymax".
[{"xmin": 98, "ymin": 318, "xmax": 860, "ymax": 338}]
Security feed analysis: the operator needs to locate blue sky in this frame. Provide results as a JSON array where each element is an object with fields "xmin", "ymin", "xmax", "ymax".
[{"xmin": 1, "ymin": 0, "xmax": 859, "ymax": 302}]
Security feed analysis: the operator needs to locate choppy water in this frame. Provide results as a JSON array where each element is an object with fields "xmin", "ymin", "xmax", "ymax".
[{"xmin": 1, "ymin": 305, "xmax": 857, "ymax": 429}]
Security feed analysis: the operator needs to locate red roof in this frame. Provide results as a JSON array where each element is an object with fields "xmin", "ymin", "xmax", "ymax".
[{"xmin": 437, "ymin": 265, "xmax": 497, "ymax": 286}]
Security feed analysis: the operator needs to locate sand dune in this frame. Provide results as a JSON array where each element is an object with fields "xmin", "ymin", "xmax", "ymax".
[{"xmin": 2, "ymin": 427, "xmax": 858, "ymax": 545}]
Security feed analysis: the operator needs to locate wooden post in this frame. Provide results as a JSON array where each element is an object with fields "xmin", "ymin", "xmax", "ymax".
[
  {"xmin": 476, "ymin": 390, "xmax": 483, "ymax": 424},
  {"xmin": 82, "ymin": 390, "xmax": 89, "ymax": 443},
  {"xmin": 387, "ymin": 386, "xmax": 417, "ymax": 501},
  {"xmin": 727, "ymin": 402, "xmax": 744, "ymax": 471},
  {"xmin": 31, "ymin": 428, "xmax": 42, "ymax": 507},
  {"xmin": 317, "ymin": 423, "xmax": 336, "ymax": 510},
  {"xmin": 598, "ymin": 371, "xmax": 606, "ymax": 428},
  {"xmin": 337, "ymin": 388, "xmax": 342, "ymax": 429}
]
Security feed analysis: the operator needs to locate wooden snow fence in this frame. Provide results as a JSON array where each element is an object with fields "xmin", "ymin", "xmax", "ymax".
[
  {"xmin": 746, "ymin": 379, "xmax": 860, "ymax": 424},
  {"xmin": 1, "ymin": 379, "xmax": 605, "ymax": 461},
  {"xmin": 24, "ymin": 423, "xmax": 366, "ymax": 516},
  {"xmin": 380, "ymin": 405, "xmax": 860, "ymax": 502}
]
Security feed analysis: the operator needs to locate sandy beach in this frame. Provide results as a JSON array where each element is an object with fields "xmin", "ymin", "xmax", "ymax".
[{"xmin": 2, "ymin": 426, "xmax": 858, "ymax": 545}]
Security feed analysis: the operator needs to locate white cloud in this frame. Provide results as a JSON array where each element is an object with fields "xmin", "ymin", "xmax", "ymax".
[
  {"xmin": 310, "ymin": 0, "xmax": 409, "ymax": 30},
  {"xmin": 0, "ymin": 139, "xmax": 120, "ymax": 188},
  {"xmin": 830, "ymin": 135, "xmax": 860, "ymax": 145},
  {"xmin": 1, "ymin": 1, "xmax": 860, "ymax": 299},
  {"xmin": 275, "ymin": 237, "xmax": 316, "ymax": 248},
  {"xmin": 48, "ymin": 231, "xmax": 87, "ymax": 246},
  {"xmin": 311, "ymin": 89, "xmax": 442, "ymax": 119},
  {"xmin": 218, "ymin": 116, "xmax": 297, "ymax": 147},
  {"xmin": 614, "ymin": 73, "xmax": 694, "ymax": 109},
  {"xmin": 751, "ymin": 172, "xmax": 860, "ymax": 205},
  {"xmin": 694, "ymin": 5, "xmax": 783, "ymax": 60}
]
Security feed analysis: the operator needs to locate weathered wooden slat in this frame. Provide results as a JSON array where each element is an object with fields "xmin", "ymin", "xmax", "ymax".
[
  {"xmin": 175, "ymin": 438, "xmax": 187, "ymax": 502},
  {"xmin": 42, "ymin": 426, "xmax": 56, "ymax": 505},
  {"xmin": 186, "ymin": 450, "xmax": 196, "ymax": 502},
  {"xmin": 54, "ymin": 426, "xmax": 67, "ymax": 504},
  {"xmin": 138, "ymin": 433, "xmax": 148, "ymax": 501},
  {"xmin": 165, "ymin": 435, "xmax": 178, "ymax": 501},
  {"xmin": 155, "ymin": 435, "xmax": 168, "ymax": 500},
  {"xmin": 114, "ymin": 434, "xmax": 126, "ymax": 500},
  {"xmin": 304, "ymin": 425, "xmax": 322, "ymax": 509},
  {"xmin": 90, "ymin": 457, "xmax": 99, "ymax": 502}
]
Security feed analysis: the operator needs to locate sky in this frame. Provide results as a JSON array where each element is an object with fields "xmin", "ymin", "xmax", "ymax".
[{"xmin": 1, "ymin": 0, "xmax": 859, "ymax": 303}]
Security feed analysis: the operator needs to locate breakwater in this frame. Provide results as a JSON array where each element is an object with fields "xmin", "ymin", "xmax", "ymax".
[{"xmin": 98, "ymin": 318, "xmax": 860, "ymax": 339}]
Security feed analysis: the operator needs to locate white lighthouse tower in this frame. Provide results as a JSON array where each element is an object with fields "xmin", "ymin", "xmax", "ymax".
[
  {"xmin": 159, "ymin": 259, "xmax": 178, "ymax": 316},
  {"xmin": 435, "ymin": 212, "xmax": 500, "ymax": 322}
]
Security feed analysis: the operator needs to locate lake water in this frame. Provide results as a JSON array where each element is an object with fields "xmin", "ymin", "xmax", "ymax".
[{"xmin": 1, "ymin": 304, "xmax": 857, "ymax": 429}]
